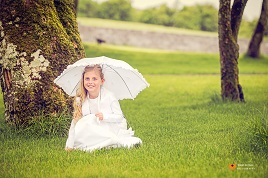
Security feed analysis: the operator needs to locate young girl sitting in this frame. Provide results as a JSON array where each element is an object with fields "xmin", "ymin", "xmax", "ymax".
[{"xmin": 65, "ymin": 65, "xmax": 142, "ymax": 152}]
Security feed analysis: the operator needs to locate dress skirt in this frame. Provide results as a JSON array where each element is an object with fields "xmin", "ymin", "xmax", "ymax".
[{"xmin": 69, "ymin": 115, "xmax": 142, "ymax": 152}]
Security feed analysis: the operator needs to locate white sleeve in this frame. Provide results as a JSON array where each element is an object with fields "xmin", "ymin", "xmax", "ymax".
[
  {"xmin": 65, "ymin": 119, "xmax": 75, "ymax": 148},
  {"xmin": 103, "ymin": 100, "xmax": 124, "ymax": 123}
]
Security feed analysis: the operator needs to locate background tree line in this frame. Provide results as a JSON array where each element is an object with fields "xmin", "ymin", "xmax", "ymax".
[{"xmin": 77, "ymin": 0, "xmax": 267, "ymax": 36}]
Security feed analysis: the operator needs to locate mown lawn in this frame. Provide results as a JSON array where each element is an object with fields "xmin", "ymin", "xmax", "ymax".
[
  {"xmin": 84, "ymin": 43, "xmax": 268, "ymax": 75},
  {"xmin": 0, "ymin": 44, "xmax": 267, "ymax": 177},
  {"xmin": 78, "ymin": 17, "xmax": 218, "ymax": 37}
]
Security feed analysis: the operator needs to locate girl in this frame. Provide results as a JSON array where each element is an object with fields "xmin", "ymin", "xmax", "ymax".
[{"xmin": 65, "ymin": 65, "xmax": 142, "ymax": 152}]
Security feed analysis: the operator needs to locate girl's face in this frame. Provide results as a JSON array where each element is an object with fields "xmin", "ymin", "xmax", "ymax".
[{"xmin": 83, "ymin": 70, "xmax": 104, "ymax": 98}]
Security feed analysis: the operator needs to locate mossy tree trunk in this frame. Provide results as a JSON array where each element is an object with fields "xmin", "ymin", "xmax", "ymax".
[
  {"xmin": 246, "ymin": 0, "xmax": 268, "ymax": 58},
  {"xmin": 0, "ymin": 0, "xmax": 85, "ymax": 126},
  {"xmin": 218, "ymin": 0, "xmax": 247, "ymax": 102}
]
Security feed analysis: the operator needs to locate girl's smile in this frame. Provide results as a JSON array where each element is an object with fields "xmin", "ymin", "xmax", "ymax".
[{"xmin": 83, "ymin": 70, "xmax": 104, "ymax": 99}]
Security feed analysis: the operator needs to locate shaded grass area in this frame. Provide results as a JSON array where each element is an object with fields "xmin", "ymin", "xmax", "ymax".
[{"xmin": 0, "ymin": 44, "xmax": 268, "ymax": 177}]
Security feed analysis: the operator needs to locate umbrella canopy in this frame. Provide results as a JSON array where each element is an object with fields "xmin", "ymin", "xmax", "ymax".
[{"xmin": 54, "ymin": 56, "xmax": 149, "ymax": 100}]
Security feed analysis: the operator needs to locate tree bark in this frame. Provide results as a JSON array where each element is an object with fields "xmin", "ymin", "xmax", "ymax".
[
  {"xmin": 231, "ymin": 0, "xmax": 248, "ymax": 42},
  {"xmin": 0, "ymin": 0, "xmax": 85, "ymax": 125},
  {"xmin": 218, "ymin": 0, "xmax": 246, "ymax": 102},
  {"xmin": 246, "ymin": 0, "xmax": 268, "ymax": 58}
]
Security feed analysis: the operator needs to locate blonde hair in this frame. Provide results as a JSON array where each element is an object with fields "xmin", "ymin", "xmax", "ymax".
[{"xmin": 73, "ymin": 65, "xmax": 104, "ymax": 122}]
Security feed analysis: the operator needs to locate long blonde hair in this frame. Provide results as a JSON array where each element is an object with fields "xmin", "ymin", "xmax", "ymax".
[{"xmin": 73, "ymin": 65, "xmax": 104, "ymax": 122}]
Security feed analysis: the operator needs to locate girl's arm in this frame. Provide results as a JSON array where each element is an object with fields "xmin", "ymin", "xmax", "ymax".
[{"xmin": 102, "ymin": 100, "xmax": 124, "ymax": 123}]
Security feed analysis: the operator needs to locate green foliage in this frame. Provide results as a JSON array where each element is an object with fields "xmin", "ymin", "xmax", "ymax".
[
  {"xmin": 173, "ymin": 6, "xmax": 201, "ymax": 30},
  {"xmin": 79, "ymin": 0, "xmax": 133, "ymax": 21},
  {"xmin": 100, "ymin": 0, "xmax": 132, "ymax": 21},
  {"xmin": 240, "ymin": 19, "xmax": 258, "ymax": 37},
  {"xmin": 240, "ymin": 18, "xmax": 268, "ymax": 38},
  {"xmin": 139, "ymin": 4, "xmax": 175, "ymax": 26},
  {"xmin": 78, "ymin": 17, "xmax": 218, "ymax": 37},
  {"xmin": 198, "ymin": 5, "xmax": 218, "ymax": 31},
  {"xmin": 172, "ymin": 4, "xmax": 218, "ymax": 31},
  {"xmin": 22, "ymin": 113, "xmax": 71, "ymax": 137},
  {"xmin": 77, "ymin": 1, "xmax": 219, "ymax": 32},
  {"xmin": 77, "ymin": 1, "xmax": 266, "ymax": 35},
  {"xmin": 77, "ymin": 1, "xmax": 265, "ymax": 35},
  {"xmin": 12, "ymin": 111, "xmax": 71, "ymax": 137},
  {"xmin": 77, "ymin": 0, "xmax": 99, "ymax": 17}
]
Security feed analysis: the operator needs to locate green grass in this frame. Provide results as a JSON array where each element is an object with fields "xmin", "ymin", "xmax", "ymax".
[
  {"xmin": 84, "ymin": 43, "xmax": 268, "ymax": 75},
  {"xmin": 1, "ymin": 44, "xmax": 268, "ymax": 177},
  {"xmin": 78, "ymin": 17, "xmax": 268, "ymax": 39},
  {"xmin": 78, "ymin": 17, "xmax": 218, "ymax": 37}
]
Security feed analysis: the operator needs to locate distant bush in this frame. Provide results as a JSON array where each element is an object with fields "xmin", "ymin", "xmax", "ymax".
[
  {"xmin": 138, "ymin": 4, "xmax": 175, "ymax": 27},
  {"xmin": 78, "ymin": 0, "xmax": 132, "ymax": 21},
  {"xmin": 77, "ymin": 0, "xmax": 267, "ymax": 36},
  {"xmin": 172, "ymin": 4, "xmax": 218, "ymax": 32},
  {"xmin": 77, "ymin": 0, "xmax": 99, "ymax": 18},
  {"xmin": 77, "ymin": 0, "xmax": 219, "ymax": 32},
  {"xmin": 240, "ymin": 19, "xmax": 258, "ymax": 37}
]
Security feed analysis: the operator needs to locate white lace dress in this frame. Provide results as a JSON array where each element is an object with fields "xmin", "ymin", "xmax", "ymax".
[{"xmin": 65, "ymin": 87, "xmax": 142, "ymax": 152}]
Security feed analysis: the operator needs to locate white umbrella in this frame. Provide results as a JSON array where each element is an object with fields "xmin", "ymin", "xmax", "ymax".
[{"xmin": 54, "ymin": 56, "xmax": 149, "ymax": 100}]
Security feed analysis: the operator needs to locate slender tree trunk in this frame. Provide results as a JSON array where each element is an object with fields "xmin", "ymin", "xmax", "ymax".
[
  {"xmin": 231, "ymin": 0, "xmax": 248, "ymax": 41},
  {"xmin": 218, "ymin": 0, "xmax": 247, "ymax": 102},
  {"xmin": 247, "ymin": 0, "xmax": 268, "ymax": 58},
  {"xmin": 0, "ymin": 0, "xmax": 85, "ymax": 125}
]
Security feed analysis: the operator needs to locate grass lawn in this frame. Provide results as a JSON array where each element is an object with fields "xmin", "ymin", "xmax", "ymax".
[
  {"xmin": 0, "ymin": 44, "xmax": 267, "ymax": 177},
  {"xmin": 78, "ymin": 17, "xmax": 218, "ymax": 37},
  {"xmin": 77, "ymin": 17, "xmax": 268, "ymax": 40},
  {"xmin": 84, "ymin": 43, "xmax": 268, "ymax": 75}
]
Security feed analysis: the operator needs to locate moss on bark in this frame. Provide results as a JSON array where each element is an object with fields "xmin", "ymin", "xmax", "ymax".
[{"xmin": 0, "ymin": 0, "xmax": 85, "ymax": 125}]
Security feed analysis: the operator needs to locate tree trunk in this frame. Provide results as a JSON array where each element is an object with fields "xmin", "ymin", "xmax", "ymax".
[
  {"xmin": 231, "ymin": 0, "xmax": 248, "ymax": 41},
  {"xmin": 246, "ymin": 0, "xmax": 268, "ymax": 58},
  {"xmin": 218, "ymin": 0, "xmax": 246, "ymax": 102},
  {"xmin": 0, "ymin": 0, "xmax": 85, "ymax": 125}
]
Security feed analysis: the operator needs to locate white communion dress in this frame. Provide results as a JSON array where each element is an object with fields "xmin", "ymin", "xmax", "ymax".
[{"xmin": 65, "ymin": 87, "xmax": 142, "ymax": 152}]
